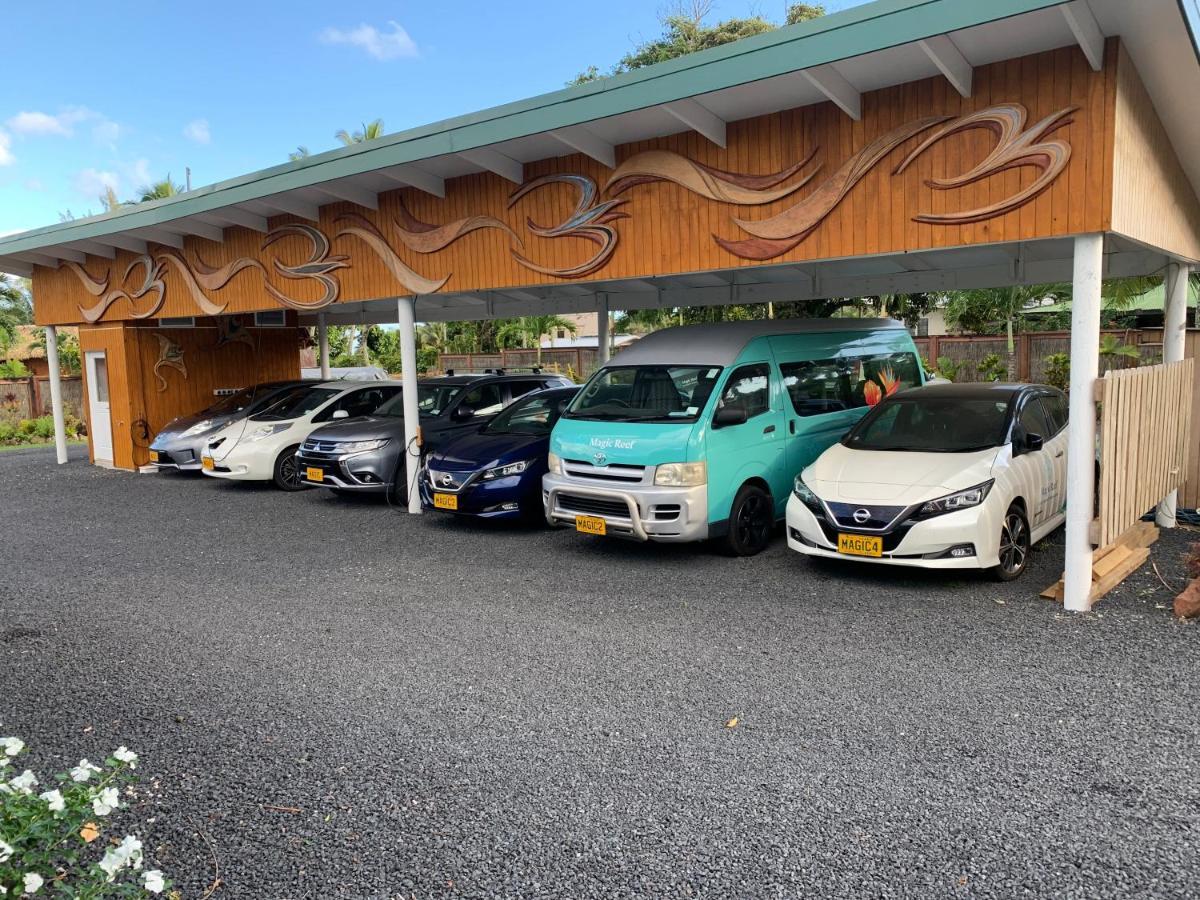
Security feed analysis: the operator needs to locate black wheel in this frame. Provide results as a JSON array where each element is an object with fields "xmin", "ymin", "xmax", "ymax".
[
  {"xmin": 991, "ymin": 504, "xmax": 1030, "ymax": 581},
  {"xmin": 272, "ymin": 445, "xmax": 307, "ymax": 491},
  {"xmin": 722, "ymin": 484, "xmax": 774, "ymax": 557}
]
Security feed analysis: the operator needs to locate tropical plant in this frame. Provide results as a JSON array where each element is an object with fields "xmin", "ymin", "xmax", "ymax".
[
  {"xmin": 1098, "ymin": 333, "xmax": 1140, "ymax": 368},
  {"xmin": 0, "ymin": 737, "xmax": 170, "ymax": 895},
  {"xmin": 944, "ymin": 283, "xmax": 1068, "ymax": 378},
  {"xmin": 335, "ymin": 120, "xmax": 385, "ymax": 146},
  {"xmin": 976, "ymin": 353, "xmax": 1008, "ymax": 383},
  {"xmin": 0, "ymin": 359, "xmax": 30, "ymax": 379},
  {"xmin": 31, "ymin": 327, "xmax": 82, "ymax": 375},
  {"xmin": 496, "ymin": 315, "xmax": 578, "ymax": 361},
  {"xmin": 1043, "ymin": 352, "xmax": 1071, "ymax": 391},
  {"xmin": 289, "ymin": 146, "xmax": 310, "ymax": 161},
  {"xmin": 99, "ymin": 185, "xmax": 128, "ymax": 212},
  {"xmin": 935, "ymin": 355, "xmax": 964, "ymax": 382},
  {"xmin": 570, "ymin": 1, "xmax": 825, "ymax": 83},
  {"xmin": 136, "ymin": 176, "xmax": 183, "ymax": 202}
]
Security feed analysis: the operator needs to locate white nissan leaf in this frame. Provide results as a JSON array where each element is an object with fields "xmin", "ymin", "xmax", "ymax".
[
  {"xmin": 786, "ymin": 383, "xmax": 1069, "ymax": 581},
  {"xmin": 201, "ymin": 381, "xmax": 402, "ymax": 490}
]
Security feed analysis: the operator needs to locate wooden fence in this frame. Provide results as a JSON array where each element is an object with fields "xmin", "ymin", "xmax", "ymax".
[
  {"xmin": 913, "ymin": 329, "xmax": 1154, "ymax": 382},
  {"xmin": 0, "ymin": 376, "xmax": 83, "ymax": 420},
  {"xmin": 1095, "ymin": 358, "xmax": 1195, "ymax": 546},
  {"xmin": 438, "ymin": 347, "xmax": 601, "ymax": 379}
]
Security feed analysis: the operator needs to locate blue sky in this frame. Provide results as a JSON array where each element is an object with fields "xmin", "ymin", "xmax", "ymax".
[{"xmin": 0, "ymin": 1, "xmax": 862, "ymax": 236}]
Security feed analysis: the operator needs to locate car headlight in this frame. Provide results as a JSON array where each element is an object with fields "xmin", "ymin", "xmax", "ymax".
[
  {"xmin": 481, "ymin": 459, "xmax": 531, "ymax": 481},
  {"xmin": 653, "ymin": 461, "xmax": 707, "ymax": 487},
  {"xmin": 547, "ymin": 452, "xmax": 563, "ymax": 475},
  {"xmin": 339, "ymin": 438, "xmax": 389, "ymax": 454},
  {"xmin": 793, "ymin": 473, "xmax": 821, "ymax": 511},
  {"xmin": 182, "ymin": 419, "xmax": 216, "ymax": 438},
  {"xmin": 918, "ymin": 480, "xmax": 994, "ymax": 517},
  {"xmin": 246, "ymin": 423, "xmax": 291, "ymax": 442}
]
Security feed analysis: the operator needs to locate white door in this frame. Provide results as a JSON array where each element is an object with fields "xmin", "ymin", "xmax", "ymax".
[{"xmin": 85, "ymin": 351, "xmax": 113, "ymax": 463}]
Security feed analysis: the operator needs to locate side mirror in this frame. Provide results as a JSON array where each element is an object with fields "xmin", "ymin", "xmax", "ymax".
[
  {"xmin": 451, "ymin": 404, "xmax": 475, "ymax": 422},
  {"xmin": 332, "ymin": 409, "xmax": 350, "ymax": 420},
  {"xmin": 1024, "ymin": 432, "xmax": 1044, "ymax": 453},
  {"xmin": 713, "ymin": 406, "xmax": 749, "ymax": 429}
]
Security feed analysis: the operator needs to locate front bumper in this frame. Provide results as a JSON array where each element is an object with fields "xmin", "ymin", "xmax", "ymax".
[
  {"xmin": 148, "ymin": 440, "xmax": 204, "ymax": 471},
  {"xmin": 542, "ymin": 473, "xmax": 708, "ymax": 542},
  {"xmin": 785, "ymin": 493, "xmax": 1000, "ymax": 570},
  {"xmin": 419, "ymin": 466, "xmax": 536, "ymax": 518},
  {"xmin": 296, "ymin": 447, "xmax": 392, "ymax": 492}
]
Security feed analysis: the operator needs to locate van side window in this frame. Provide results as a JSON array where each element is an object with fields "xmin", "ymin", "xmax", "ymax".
[
  {"xmin": 780, "ymin": 352, "xmax": 920, "ymax": 417},
  {"xmin": 718, "ymin": 364, "xmax": 771, "ymax": 419}
]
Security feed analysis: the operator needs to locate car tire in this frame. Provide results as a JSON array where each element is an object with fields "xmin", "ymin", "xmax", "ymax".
[
  {"xmin": 722, "ymin": 483, "xmax": 774, "ymax": 557},
  {"xmin": 272, "ymin": 445, "xmax": 308, "ymax": 491},
  {"xmin": 388, "ymin": 458, "xmax": 409, "ymax": 507},
  {"xmin": 991, "ymin": 503, "xmax": 1031, "ymax": 581}
]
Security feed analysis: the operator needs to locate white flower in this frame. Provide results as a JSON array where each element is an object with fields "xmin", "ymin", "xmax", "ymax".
[
  {"xmin": 0, "ymin": 738, "xmax": 23, "ymax": 757},
  {"xmin": 112, "ymin": 746, "xmax": 138, "ymax": 769},
  {"xmin": 0, "ymin": 838, "xmax": 13, "ymax": 862},
  {"xmin": 142, "ymin": 870, "xmax": 165, "ymax": 894},
  {"xmin": 7, "ymin": 770, "xmax": 37, "ymax": 795},
  {"xmin": 70, "ymin": 760, "xmax": 101, "ymax": 783},
  {"xmin": 118, "ymin": 834, "xmax": 143, "ymax": 871},
  {"xmin": 92, "ymin": 786, "xmax": 120, "ymax": 816},
  {"xmin": 98, "ymin": 835, "xmax": 143, "ymax": 882},
  {"xmin": 38, "ymin": 789, "xmax": 64, "ymax": 812},
  {"xmin": 21, "ymin": 873, "xmax": 42, "ymax": 895}
]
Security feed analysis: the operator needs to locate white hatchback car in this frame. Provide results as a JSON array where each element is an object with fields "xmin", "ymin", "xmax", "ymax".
[
  {"xmin": 201, "ymin": 380, "xmax": 402, "ymax": 490},
  {"xmin": 787, "ymin": 383, "xmax": 1069, "ymax": 581}
]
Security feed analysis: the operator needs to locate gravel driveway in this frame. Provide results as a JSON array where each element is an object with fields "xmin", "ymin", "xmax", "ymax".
[{"xmin": 2, "ymin": 446, "xmax": 1198, "ymax": 898}]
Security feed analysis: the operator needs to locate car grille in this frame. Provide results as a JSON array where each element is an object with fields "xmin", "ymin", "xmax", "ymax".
[
  {"xmin": 302, "ymin": 438, "xmax": 342, "ymax": 453},
  {"xmin": 428, "ymin": 469, "xmax": 470, "ymax": 491},
  {"xmin": 824, "ymin": 501, "xmax": 909, "ymax": 531},
  {"xmin": 563, "ymin": 459, "xmax": 646, "ymax": 483},
  {"xmin": 557, "ymin": 493, "xmax": 630, "ymax": 518}
]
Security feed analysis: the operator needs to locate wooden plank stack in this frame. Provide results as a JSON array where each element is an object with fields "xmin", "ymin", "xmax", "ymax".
[{"xmin": 1041, "ymin": 521, "xmax": 1159, "ymax": 607}]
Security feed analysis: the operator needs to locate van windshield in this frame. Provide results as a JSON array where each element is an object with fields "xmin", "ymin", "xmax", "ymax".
[
  {"xmin": 843, "ymin": 397, "xmax": 1011, "ymax": 452},
  {"xmin": 565, "ymin": 365, "xmax": 722, "ymax": 422}
]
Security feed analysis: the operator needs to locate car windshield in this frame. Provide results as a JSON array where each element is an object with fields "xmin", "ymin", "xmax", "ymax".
[
  {"xmin": 374, "ymin": 384, "xmax": 464, "ymax": 418},
  {"xmin": 843, "ymin": 396, "xmax": 1012, "ymax": 452},
  {"xmin": 485, "ymin": 391, "xmax": 575, "ymax": 436},
  {"xmin": 253, "ymin": 387, "xmax": 339, "ymax": 422},
  {"xmin": 565, "ymin": 365, "xmax": 722, "ymax": 422}
]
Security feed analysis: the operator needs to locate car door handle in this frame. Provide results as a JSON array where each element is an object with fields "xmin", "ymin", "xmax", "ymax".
[
  {"xmin": 763, "ymin": 424, "xmax": 776, "ymax": 434},
  {"xmin": 789, "ymin": 420, "xmax": 796, "ymax": 435}
]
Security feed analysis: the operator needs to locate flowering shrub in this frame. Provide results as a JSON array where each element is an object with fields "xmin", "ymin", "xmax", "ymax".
[{"xmin": 0, "ymin": 737, "xmax": 170, "ymax": 897}]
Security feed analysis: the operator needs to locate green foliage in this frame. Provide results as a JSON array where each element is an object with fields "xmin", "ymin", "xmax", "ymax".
[
  {"xmin": 1043, "ymin": 352, "xmax": 1071, "ymax": 391},
  {"xmin": 945, "ymin": 284, "xmax": 1068, "ymax": 336},
  {"xmin": 0, "ymin": 359, "xmax": 29, "ymax": 379},
  {"xmin": 1098, "ymin": 333, "xmax": 1140, "ymax": 365},
  {"xmin": 571, "ymin": 1, "xmax": 825, "ymax": 83},
  {"xmin": 935, "ymin": 356, "xmax": 964, "ymax": 382},
  {"xmin": 977, "ymin": 353, "xmax": 1008, "ymax": 383},
  {"xmin": 136, "ymin": 177, "xmax": 183, "ymax": 202},
  {"xmin": 0, "ymin": 738, "xmax": 170, "ymax": 896},
  {"xmin": 336, "ymin": 120, "xmax": 385, "ymax": 146},
  {"xmin": 0, "ymin": 414, "xmax": 84, "ymax": 445},
  {"xmin": 289, "ymin": 146, "xmax": 311, "ymax": 161},
  {"xmin": 0, "ymin": 276, "xmax": 34, "ymax": 355}
]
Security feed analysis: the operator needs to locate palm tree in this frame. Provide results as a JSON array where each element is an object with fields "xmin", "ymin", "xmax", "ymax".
[
  {"xmin": 137, "ymin": 176, "xmax": 183, "ymax": 202},
  {"xmin": 0, "ymin": 276, "xmax": 34, "ymax": 356},
  {"xmin": 335, "ymin": 119, "xmax": 385, "ymax": 146},
  {"xmin": 99, "ymin": 185, "xmax": 127, "ymax": 212},
  {"xmin": 289, "ymin": 146, "xmax": 310, "ymax": 161},
  {"xmin": 945, "ymin": 284, "xmax": 1069, "ymax": 377}
]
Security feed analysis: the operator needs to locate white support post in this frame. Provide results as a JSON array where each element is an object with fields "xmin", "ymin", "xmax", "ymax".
[
  {"xmin": 597, "ymin": 294, "xmax": 611, "ymax": 365},
  {"xmin": 44, "ymin": 325, "xmax": 68, "ymax": 465},
  {"xmin": 397, "ymin": 296, "xmax": 422, "ymax": 515},
  {"xmin": 1156, "ymin": 261, "xmax": 1189, "ymax": 528},
  {"xmin": 317, "ymin": 313, "xmax": 331, "ymax": 380},
  {"xmin": 1064, "ymin": 233, "xmax": 1104, "ymax": 612}
]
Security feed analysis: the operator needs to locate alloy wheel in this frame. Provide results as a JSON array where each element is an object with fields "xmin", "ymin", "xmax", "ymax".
[
  {"xmin": 998, "ymin": 511, "xmax": 1028, "ymax": 575},
  {"xmin": 279, "ymin": 452, "xmax": 302, "ymax": 489}
]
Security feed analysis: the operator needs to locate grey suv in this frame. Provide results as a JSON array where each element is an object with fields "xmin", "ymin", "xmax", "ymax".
[{"xmin": 296, "ymin": 371, "xmax": 572, "ymax": 502}]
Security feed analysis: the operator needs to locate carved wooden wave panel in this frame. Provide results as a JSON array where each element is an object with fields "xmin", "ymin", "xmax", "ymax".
[{"xmin": 62, "ymin": 101, "xmax": 1080, "ymax": 319}]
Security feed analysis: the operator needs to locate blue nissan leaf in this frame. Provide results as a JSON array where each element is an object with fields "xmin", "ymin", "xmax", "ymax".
[{"xmin": 420, "ymin": 386, "xmax": 579, "ymax": 521}]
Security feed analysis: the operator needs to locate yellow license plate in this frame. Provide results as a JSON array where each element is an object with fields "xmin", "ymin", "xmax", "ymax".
[
  {"xmin": 838, "ymin": 533, "xmax": 882, "ymax": 557},
  {"xmin": 149, "ymin": 450, "xmax": 159, "ymax": 463},
  {"xmin": 306, "ymin": 466, "xmax": 324, "ymax": 483},
  {"xmin": 201, "ymin": 456, "xmax": 214, "ymax": 471},
  {"xmin": 575, "ymin": 515, "xmax": 607, "ymax": 536},
  {"xmin": 433, "ymin": 492, "xmax": 458, "ymax": 510}
]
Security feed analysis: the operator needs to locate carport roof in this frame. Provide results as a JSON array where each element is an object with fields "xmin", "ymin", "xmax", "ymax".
[{"xmin": 2, "ymin": 0, "xmax": 1199, "ymax": 277}]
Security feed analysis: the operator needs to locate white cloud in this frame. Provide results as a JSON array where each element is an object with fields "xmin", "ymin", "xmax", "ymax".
[
  {"xmin": 319, "ymin": 21, "xmax": 418, "ymax": 60},
  {"xmin": 127, "ymin": 158, "xmax": 152, "ymax": 188},
  {"xmin": 73, "ymin": 167, "xmax": 120, "ymax": 199},
  {"xmin": 92, "ymin": 119, "xmax": 120, "ymax": 148},
  {"xmin": 7, "ymin": 107, "xmax": 97, "ymax": 138},
  {"xmin": 183, "ymin": 118, "xmax": 211, "ymax": 144},
  {"xmin": 0, "ymin": 129, "xmax": 13, "ymax": 166}
]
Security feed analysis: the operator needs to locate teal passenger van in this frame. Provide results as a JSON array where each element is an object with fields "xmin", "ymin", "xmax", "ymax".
[{"xmin": 543, "ymin": 319, "xmax": 923, "ymax": 555}]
